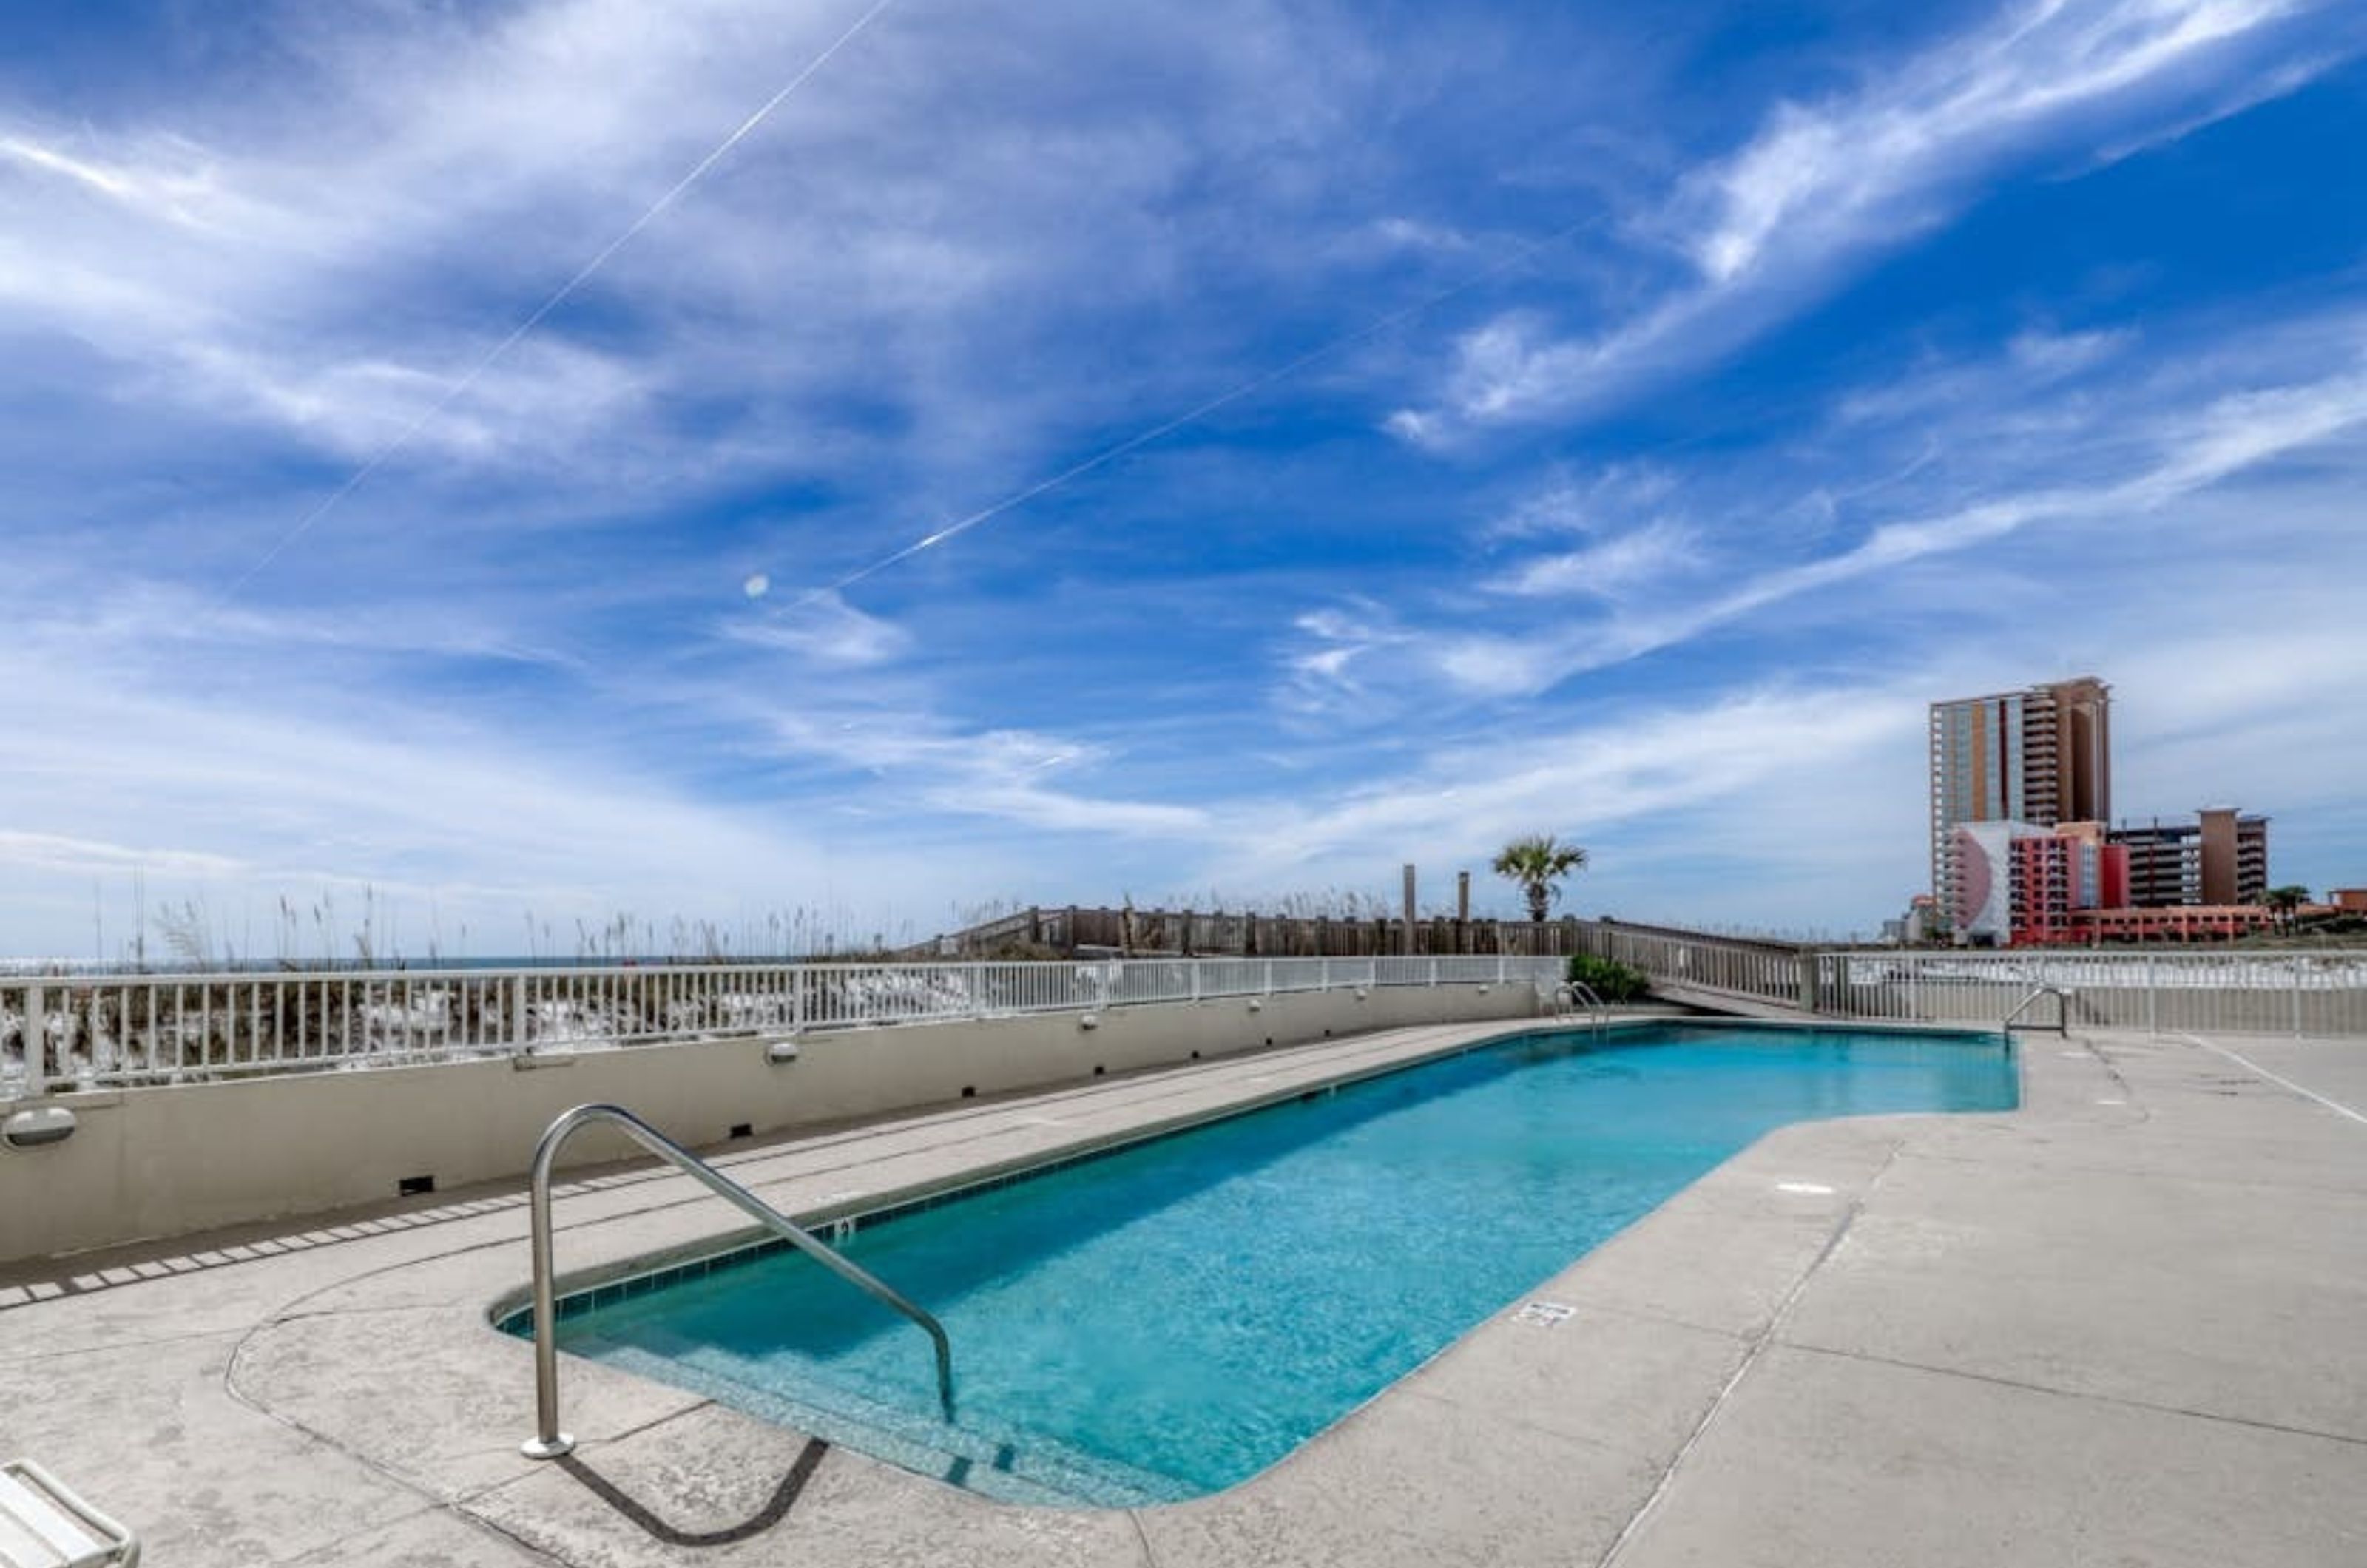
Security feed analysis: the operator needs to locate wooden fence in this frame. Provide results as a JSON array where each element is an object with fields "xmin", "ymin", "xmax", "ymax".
[{"xmin": 922, "ymin": 906, "xmax": 1590, "ymax": 959}]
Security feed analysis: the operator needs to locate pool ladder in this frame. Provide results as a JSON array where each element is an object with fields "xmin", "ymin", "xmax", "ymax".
[
  {"xmin": 518, "ymin": 1102, "xmax": 956, "ymax": 1460},
  {"xmin": 1550, "ymin": 980, "xmax": 1610, "ymax": 1035}
]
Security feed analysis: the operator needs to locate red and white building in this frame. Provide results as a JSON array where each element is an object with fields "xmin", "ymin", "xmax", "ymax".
[{"xmin": 1951, "ymin": 820, "xmax": 2129, "ymax": 947}]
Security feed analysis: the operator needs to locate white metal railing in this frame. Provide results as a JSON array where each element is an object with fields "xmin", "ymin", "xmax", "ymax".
[
  {"xmin": 0, "ymin": 953, "xmax": 1561, "ymax": 1095},
  {"xmin": 1569, "ymin": 920, "xmax": 2367, "ymax": 1038},
  {"xmin": 1814, "ymin": 950, "xmax": 2367, "ymax": 1036}
]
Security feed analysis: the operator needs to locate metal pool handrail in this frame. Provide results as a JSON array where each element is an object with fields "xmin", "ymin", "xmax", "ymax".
[
  {"xmin": 519, "ymin": 1102, "xmax": 955, "ymax": 1459},
  {"xmin": 1549, "ymin": 979, "xmax": 1609, "ymax": 1034},
  {"xmin": 2002, "ymin": 984, "xmax": 2074, "ymax": 1035}
]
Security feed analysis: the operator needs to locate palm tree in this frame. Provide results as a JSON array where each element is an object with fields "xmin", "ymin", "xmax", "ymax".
[
  {"xmin": 2263, "ymin": 885, "xmax": 2311, "ymax": 929},
  {"xmin": 1493, "ymin": 834, "xmax": 1589, "ymax": 922}
]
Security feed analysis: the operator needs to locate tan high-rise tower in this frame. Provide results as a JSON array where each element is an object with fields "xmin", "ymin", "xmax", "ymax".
[{"xmin": 1930, "ymin": 676, "xmax": 2112, "ymax": 919}]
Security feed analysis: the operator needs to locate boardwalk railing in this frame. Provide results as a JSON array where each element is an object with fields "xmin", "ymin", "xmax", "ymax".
[
  {"xmin": 1579, "ymin": 922, "xmax": 1809, "ymax": 1013},
  {"xmin": 1573, "ymin": 921, "xmax": 2367, "ymax": 1037},
  {"xmin": 0, "ymin": 954, "xmax": 1559, "ymax": 1097}
]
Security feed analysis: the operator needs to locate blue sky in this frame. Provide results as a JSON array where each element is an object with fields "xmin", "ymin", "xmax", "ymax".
[{"xmin": 4, "ymin": 0, "xmax": 2366, "ymax": 960}]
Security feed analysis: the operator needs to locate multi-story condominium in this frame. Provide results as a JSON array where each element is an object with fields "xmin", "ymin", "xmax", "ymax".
[
  {"xmin": 2110, "ymin": 809, "xmax": 2269, "ymax": 908},
  {"xmin": 1929, "ymin": 676, "xmax": 2111, "ymax": 916},
  {"xmin": 1950, "ymin": 819, "xmax": 2126, "ymax": 945},
  {"xmin": 2115, "ymin": 820, "xmax": 2201, "ymax": 905},
  {"xmin": 1952, "ymin": 811, "xmax": 2277, "ymax": 945}
]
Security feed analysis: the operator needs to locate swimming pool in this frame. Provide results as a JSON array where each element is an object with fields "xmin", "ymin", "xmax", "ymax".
[{"xmin": 502, "ymin": 1023, "xmax": 2015, "ymax": 1506}]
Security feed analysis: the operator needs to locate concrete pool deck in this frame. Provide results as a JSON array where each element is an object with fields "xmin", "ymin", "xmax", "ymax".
[{"xmin": 3, "ymin": 1019, "xmax": 2363, "ymax": 1566}]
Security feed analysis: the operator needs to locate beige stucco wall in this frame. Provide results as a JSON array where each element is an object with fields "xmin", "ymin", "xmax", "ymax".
[{"xmin": 1, "ymin": 982, "xmax": 1541, "ymax": 1265}]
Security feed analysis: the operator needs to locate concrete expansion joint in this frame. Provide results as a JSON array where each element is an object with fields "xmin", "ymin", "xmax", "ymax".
[
  {"xmin": 0, "ymin": 1325, "xmax": 244, "ymax": 1365},
  {"xmin": 1593, "ymin": 1140, "xmax": 1904, "ymax": 1568},
  {"xmin": 447, "ymin": 1500, "xmax": 575, "ymax": 1567},
  {"xmin": 217, "ymin": 1323, "xmax": 489, "ymax": 1528},
  {"xmin": 2056, "ymin": 1033, "xmax": 2150, "ymax": 1126},
  {"xmin": 1775, "ymin": 1339, "xmax": 2367, "ymax": 1450},
  {"xmin": 220, "ymin": 1294, "xmax": 729, "ymax": 1556},
  {"xmin": 257, "ymin": 1300, "xmax": 438, "ymax": 1330},
  {"xmin": 277, "ymin": 1501, "xmax": 460, "ymax": 1567},
  {"xmin": 1124, "ymin": 1507, "xmax": 1165, "ymax": 1568}
]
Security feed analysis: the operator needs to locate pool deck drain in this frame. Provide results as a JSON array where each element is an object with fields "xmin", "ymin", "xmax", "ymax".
[{"xmin": 4, "ymin": 1020, "xmax": 2365, "ymax": 1566}]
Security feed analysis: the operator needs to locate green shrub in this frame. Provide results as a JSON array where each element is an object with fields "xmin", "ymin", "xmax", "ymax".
[{"xmin": 1567, "ymin": 953, "xmax": 1650, "ymax": 1004}]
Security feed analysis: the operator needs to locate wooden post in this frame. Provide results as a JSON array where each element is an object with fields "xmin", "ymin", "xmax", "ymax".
[{"xmin": 1402, "ymin": 864, "xmax": 1417, "ymax": 956}]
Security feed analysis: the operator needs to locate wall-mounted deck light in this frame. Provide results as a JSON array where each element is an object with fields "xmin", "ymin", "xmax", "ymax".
[
  {"xmin": 766, "ymin": 1039, "xmax": 802, "ymax": 1065},
  {"xmin": 1078, "ymin": 1013, "xmax": 1101, "ymax": 1030},
  {"xmin": 1, "ymin": 1106, "xmax": 76, "ymax": 1150}
]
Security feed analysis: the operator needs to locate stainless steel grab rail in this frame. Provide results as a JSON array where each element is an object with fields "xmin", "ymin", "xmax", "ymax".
[
  {"xmin": 519, "ymin": 1102, "xmax": 955, "ymax": 1459},
  {"xmin": 1549, "ymin": 980, "xmax": 1609, "ymax": 1034},
  {"xmin": 2003, "ymin": 985, "xmax": 2074, "ymax": 1035}
]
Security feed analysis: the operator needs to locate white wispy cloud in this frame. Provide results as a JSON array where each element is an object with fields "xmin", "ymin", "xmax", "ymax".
[
  {"xmin": 722, "ymin": 592, "xmax": 914, "ymax": 669},
  {"xmin": 1831, "ymin": 326, "xmax": 2138, "ymax": 427},
  {"xmin": 0, "ymin": 646, "xmax": 944, "ymax": 958},
  {"xmin": 1324, "ymin": 306, "xmax": 2367, "ymax": 712},
  {"xmin": 754, "ymin": 706, "xmax": 1220, "ymax": 837},
  {"xmin": 1390, "ymin": 0, "xmax": 2345, "ymax": 442},
  {"xmin": 0, "ymin": 831, "xmax": 248, "ymax": 882},
  {"xmin": 0, "ymin": 0, "xmax": 1391, "ymax": 511},
  {"xmin": 1213, "ymin": 680, "xmax": 1929, "ymax": 885},
  {"xmin": 1478, "ymin": 466, "xmax": 1681, "ymax": 541},
  {"xmin": 1681, "ymin": 0, "xmax": 2300, "ymax": 285},
  {"xmin": 173, "ymin": 337, "xmax": 658, "ymax": 467},
  {"xmin": 0, "ymin": 132, "xmax": 237, "ymax": 226},
  {"xmin": 1486, "ymin": 518, "xmax": 1702, "ymax": 599}
]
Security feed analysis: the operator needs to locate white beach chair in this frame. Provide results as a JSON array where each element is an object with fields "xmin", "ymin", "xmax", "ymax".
[{"xmin": 0, "ymin": 1460, "xmax": 140, "ymax": 1567}]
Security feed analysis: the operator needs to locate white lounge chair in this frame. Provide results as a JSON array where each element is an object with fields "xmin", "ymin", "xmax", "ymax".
[{"xmin": 0, "ymin": 1460, "xmax": 139, "ymax": 1568}]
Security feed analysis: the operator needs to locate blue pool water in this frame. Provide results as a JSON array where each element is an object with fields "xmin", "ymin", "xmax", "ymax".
[{"xmin": 510, "ymin": 1024, "xmax": 2014, "ymax": 1505}]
